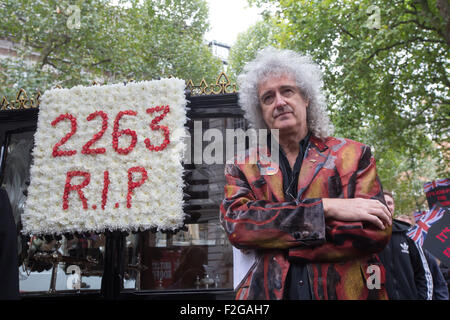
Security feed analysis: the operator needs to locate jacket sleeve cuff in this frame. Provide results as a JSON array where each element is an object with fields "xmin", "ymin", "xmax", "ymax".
[{"xmin": 287, "ymin": 198, "xmax": 326, "ymax": 246}]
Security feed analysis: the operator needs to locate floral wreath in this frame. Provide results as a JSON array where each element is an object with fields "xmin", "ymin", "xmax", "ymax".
[{"xmin": 23, "ymin": 79, "xmax": 187, "ymax": 235}]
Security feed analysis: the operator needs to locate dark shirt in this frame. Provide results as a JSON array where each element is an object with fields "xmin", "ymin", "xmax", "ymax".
[
  {"xmin": 280, "ymin": 133, "xmax": 310, "ymax": 202},
  {"xmin": 277, "ymin": 132, "xmax": 312, "ymax": 300}
]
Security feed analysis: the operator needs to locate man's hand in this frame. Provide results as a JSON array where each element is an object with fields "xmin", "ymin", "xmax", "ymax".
[{"xmin": 322, "ymin": 198, "xmax": 392, "ymax": 230}]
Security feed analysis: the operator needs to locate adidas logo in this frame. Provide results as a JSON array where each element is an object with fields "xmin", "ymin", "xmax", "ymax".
[{"xmin": 400, "ymin": 242, "xmax": 409, "ymax": 254}]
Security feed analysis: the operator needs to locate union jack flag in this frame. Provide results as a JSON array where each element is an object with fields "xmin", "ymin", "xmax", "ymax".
[
  {"xmin": 407, "ymin": 205, "xmax": 446, "ymax": 246},
  {"xmin": 413, "ymin": 210, "xmax": 427, "ymax": 223},
  {"xmin": 423, "ymin": 178, "xmax": 449, "ymax": 193}
]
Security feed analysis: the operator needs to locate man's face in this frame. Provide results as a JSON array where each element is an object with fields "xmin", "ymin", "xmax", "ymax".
[
  {"xmin": 384, "ymin": 194, "xmax": 395, "ymax": 215},
  {"xmin": 257, "ymin": 74, "xmax": 309, "ymax": 134}
]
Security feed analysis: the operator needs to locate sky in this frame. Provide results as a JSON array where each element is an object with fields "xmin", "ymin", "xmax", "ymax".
[
  {"xmin": 204, "ymin": 0, "xmax": 263, "ymax": 46},
  {"xmin": 109, "ymin": 0, "xmax": 264, "ymax": 47}
]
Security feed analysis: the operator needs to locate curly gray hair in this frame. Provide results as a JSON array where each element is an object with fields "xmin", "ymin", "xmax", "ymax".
[{"xmin": 237, "ymin": 47, "xmax": 333, "ymax": 139}]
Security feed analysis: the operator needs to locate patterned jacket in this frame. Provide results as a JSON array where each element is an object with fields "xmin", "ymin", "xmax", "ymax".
[{"xmin": 220, "ymin": 135, "xmax": 392, "ymax": 300}]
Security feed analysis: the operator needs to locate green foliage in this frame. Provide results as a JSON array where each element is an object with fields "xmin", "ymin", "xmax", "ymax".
[
  {"xmin": 232, "ymin": 0, "xmax": 449, "ymax": 215},
  {"xmin": 228, "ymin": 19, "xmax": 281, "ymax": 81},
  {"xmin": 0, "ymin": 0, "xmax": 222, "ymax": 98}
]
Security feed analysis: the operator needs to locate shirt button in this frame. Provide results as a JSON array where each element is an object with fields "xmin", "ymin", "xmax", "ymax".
[{"xmin": 298, "ymin": 280, "xmax": 304, "ymax": 286}]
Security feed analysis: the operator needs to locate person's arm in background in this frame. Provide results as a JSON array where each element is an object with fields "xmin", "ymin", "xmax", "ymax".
[
  {"xmin": 408, "ymin": 237, "xmax": 433, "ymax": 300},
  {"xmin": 424, "ymin": 250, "xmax": 449, "ymax": 300}
]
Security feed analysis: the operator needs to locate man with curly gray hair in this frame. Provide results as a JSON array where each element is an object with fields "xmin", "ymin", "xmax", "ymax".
[
  {"xmin": 220, "ymin": 47, "xmax": 392, "ymax": 300},
  {"xmin": 238, "ymin": 47, "xmax": 332, "ymax": 139}
]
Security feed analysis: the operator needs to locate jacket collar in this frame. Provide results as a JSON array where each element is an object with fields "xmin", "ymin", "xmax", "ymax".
[
  {"xmin": 296, "ymin": 135, "xmax": 331, "ymax": 200},
  {"xmin": 393, "ymin": 219, "xmax": 413, "ymax": 233},
  {"xmin": 309, "ymin": 135, "xmax": 329, "ymax": 153}
]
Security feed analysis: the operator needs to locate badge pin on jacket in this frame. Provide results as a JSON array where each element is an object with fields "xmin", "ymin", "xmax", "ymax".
[
  {"xmin": 257, "ymin": 155, "xmax": 279, "ymax": 176},
  {"xmin": 261, "ymin": 165, "xmax": 278, "ymax": 175}
]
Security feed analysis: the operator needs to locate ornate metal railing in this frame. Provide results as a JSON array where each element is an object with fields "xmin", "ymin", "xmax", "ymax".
[
  {"xmin": 0, "ymin": 72, "xmax": 237, "ymax": 111},
  {"xmin": 1, "ymin": 88, "xmax": 41, "ymax": 110},
  {"xmin": 186, "ymin": 71, "xmax": 237, "ymax": 96}
]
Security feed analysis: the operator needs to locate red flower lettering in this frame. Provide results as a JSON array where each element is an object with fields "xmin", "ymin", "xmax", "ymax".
[
  {"xmin": 127, "ymin": 167, "xmax": 148, "ymax": 208},
  {"xmin": 62, "ymin": 171, "xmax": 91, "ymax": 210}
]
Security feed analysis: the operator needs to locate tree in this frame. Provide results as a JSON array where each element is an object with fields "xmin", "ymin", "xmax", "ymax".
[
  {"xmin": 0, "ymin": 0, "xmax": 222, "ymax": 99},
  {"xmin": 232, "ymin": 0, "xmax": 449, "ymax": 215},
  {"xmin": 228, "ymin": 19, "xmax": 280, "ymax": 81}
]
